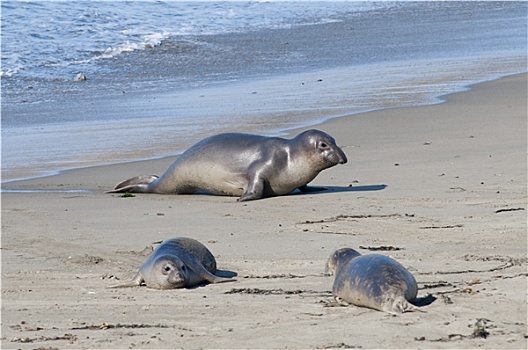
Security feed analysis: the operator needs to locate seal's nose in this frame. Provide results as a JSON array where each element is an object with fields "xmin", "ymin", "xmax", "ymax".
[{"xmin": 338, "ymin": 148, "xmax": 348, "ymax": 164}]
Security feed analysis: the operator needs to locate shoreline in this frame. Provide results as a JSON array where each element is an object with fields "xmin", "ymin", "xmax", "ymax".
[
  {"xmin": 2, "ymin": 73, "xmax": 526, "ymax": 349},
  {"xmin": 2, "ymin": 71, "xmax": 526, "ymax": 188},
  {"xmin": 3, "ymin": 1, "xmax": 526, "ymax": 184}
]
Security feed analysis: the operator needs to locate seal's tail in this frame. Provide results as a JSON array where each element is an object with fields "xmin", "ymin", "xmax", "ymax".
[{"xmin": 107, "ymin": 175, "xmax": 159, "ymax": 193}]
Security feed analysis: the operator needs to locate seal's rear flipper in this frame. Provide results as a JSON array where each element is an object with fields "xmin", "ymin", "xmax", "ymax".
[
  {"xmin": 107, "ymin": 273, "xmax": 144, "ymax": 288},
  {"xmin": 107, "ymin": 175, "xmax": 158, "ymax": 193}
]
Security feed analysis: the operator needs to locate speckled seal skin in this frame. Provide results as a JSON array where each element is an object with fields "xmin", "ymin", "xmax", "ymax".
[
  {"xmin": 108, "ymin": 129, "xmax": 347, "ymax": 201},
  {"xmin": 110, "ymin": 237, "xmax": 234, "ymax": 289},
  {"xmin": 326, "ymin": 248, "xmax": 419, "ymax": 314}
]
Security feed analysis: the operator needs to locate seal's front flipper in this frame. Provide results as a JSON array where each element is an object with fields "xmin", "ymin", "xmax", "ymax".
[
  {"xmin": 238, "ymin": 192, "xmax": 261, "ymax": 202},
  {"xmin": 183, "ymin": 258, "xmax": 237, "ymax": 287},
  {"xmin": 387, "ymin": 297, "xmax": 426, "ymax": 314},
  {"xmin": 238, "ymin": 176, "xmax": 266, "ymax": 201},
  {"xmin": 107, "ymin": 175, "xmax": 158, "ymax": 193},
  {"xmin": 199, "ymin": 267, "xmax": 236, "ymax": 284},
  {"xmin": 334, "ymin": 296, "xmax": 351, "ymax": 307},
  {"xmin": 107, "ymin": 272, "xmax": 144, "ymax": 288},
  {"xmin": 207, "ymin": 274, "xmax": 236, "ymax": 284}
]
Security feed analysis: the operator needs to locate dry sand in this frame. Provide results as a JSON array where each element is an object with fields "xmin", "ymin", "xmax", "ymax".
[{"xmin": 1, "ymin": 73, "xmax": 527, "ymax": 349}]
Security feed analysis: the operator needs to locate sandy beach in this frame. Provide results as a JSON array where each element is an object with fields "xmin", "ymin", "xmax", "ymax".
[{"xmin": 2, "ymin": 73, "xmax": 527, "ymax": 349}]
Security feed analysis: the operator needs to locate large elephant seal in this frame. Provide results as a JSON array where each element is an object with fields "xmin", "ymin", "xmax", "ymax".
[
  {"xmin": 110, "ymin": 237, "xmax": 235, "ymax": 289},
  {"xmin": 326, "ymin": 248, "xmax": 420, "ymax": 314},
  {"xmin": 108, "ymin": 129, "xmax": 347, "ymax": 201}
]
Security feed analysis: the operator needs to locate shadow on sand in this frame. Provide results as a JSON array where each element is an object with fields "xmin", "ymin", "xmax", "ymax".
[
  {"xmin": 320, "ymin": 184, "xmax": 388, "ymax": 193},
  {"xmin": 292, "ymin": 184, "xmax": 388, "ymax": 197}
]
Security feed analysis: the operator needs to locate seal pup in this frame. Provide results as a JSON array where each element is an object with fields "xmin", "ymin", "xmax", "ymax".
[
  {"xmin": 110, "ymin": 237, "xmax": 235, "ymax": 289},
  {"xmin": 326, "ymin": 248, "xmax": 420, "ymax": 314},
  {"xmin": 108, "ymin": 129, "xmax": 347, "ymax": 201}
]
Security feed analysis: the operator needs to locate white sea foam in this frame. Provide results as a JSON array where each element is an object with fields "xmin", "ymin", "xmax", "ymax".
[
  {"xmin": 1, "ymin": 1, "xmax": 378, "ymax": 80},
  {"xmin": 91, "ymin": 30, "xmax": 172, "ymax": 62}
]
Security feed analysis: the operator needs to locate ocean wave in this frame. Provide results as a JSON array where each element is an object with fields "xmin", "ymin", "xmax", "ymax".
[
  {"xmin": 98, "ymin": 31, "xmax": 171, "ymax": 59},
  {"xmin": 1, "ymin": 1, "xmax": 376, "ymax": 81},
  {"xmin": 0, "ymin": 66, "xmax": 21, "ymax": 77}
]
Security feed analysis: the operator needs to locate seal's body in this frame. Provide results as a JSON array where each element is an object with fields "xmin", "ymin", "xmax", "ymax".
[
  {"xmin": 326, "ymin": 248, "xmax": 418, "ymax": 314},
  {"xmin": 111, "ymin": 237, "xmax": 234, "ymax": 289},
  {"xmin": 108, "ymin": 129, "xmax": 347, "ymax": 201}
]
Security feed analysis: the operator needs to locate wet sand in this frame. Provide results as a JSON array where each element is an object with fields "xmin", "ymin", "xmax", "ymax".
[{"xmin": 1, "ymin": 73, "xmax": 526, "ymax": 349}]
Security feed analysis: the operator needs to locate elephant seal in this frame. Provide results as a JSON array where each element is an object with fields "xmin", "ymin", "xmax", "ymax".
[
  {"xmin": 108, "ymin": 129, "xmax": 347, "ymax": 201},
  {"xmin": 326, "ymin": 248, "xmax": 420, "ymax": 314},
  {"xmin": 110, "ymin": 237, "xmax": 235, "ymax": 289}
]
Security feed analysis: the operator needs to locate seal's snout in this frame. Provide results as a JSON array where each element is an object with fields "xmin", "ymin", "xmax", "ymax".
[{"xmin": 337, "ymin": 148, "xmax": 348, "ymax": 164}]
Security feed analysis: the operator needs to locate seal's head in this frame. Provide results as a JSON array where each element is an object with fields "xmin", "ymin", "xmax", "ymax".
[
  {"xmin": 146, "ymin": 255, "xmax": 189, "ymax": 289},
  {"xmin": 325, "ymin": 248, "xmax": 362, "ymax": 276},
  {"xmin": 298, "ymin": 130, "xmax": 347, "ymax": 170}
]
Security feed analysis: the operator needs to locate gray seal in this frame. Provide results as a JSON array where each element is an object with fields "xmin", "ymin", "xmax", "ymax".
[
  {"xmin": 326, "ymin": 248, "xmax": 419, "ymax": 314},
  {"xmin": 111, "ymin": 237, "xmax": 235, "ymax": 289},
  {"xmin": 108, "ymin": 129, "xmax": 347, "ymax": 201}
]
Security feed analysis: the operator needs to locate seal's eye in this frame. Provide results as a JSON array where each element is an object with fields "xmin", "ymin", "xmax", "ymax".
[
  {"xmin": 164, "ymin": 265, "xmax": 171, "ymax": 272},
  {"xmin": 319, "ymin": 142, "xmax": 329, "ymax": 149},
  {"xmin": 181, "ymin": 265, "xmax": 186, "ymax": 271}
]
